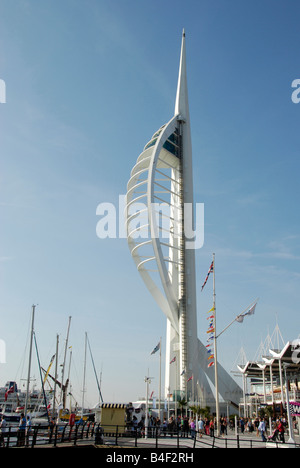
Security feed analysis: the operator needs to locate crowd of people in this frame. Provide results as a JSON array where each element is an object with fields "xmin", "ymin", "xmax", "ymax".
[
  {"xmin": 131, "ymin": 414, "xmax": 229, "ymax": 439},
  {"xmin": 130, "ymin": 413, "xmax": 292, "ymax": 445},
  {"xmin": 238, "ymin": 416, "xmax": 288, "ymax": 443}
]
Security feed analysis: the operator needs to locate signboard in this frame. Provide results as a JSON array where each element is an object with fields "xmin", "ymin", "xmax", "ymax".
[{"xmin": 289, "ymin": 402, "xmax": 300, "ymax": 417}]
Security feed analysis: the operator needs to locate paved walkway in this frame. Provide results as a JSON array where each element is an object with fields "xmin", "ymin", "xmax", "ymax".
[{"xmin": 101, "ymin": 430, "xmax": 300, "ymax": 449}]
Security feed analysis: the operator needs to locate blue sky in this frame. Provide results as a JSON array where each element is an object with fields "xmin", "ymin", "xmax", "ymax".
[{"xmin": 0, "ymin": 0, "xmax": 300, "ymax": 406}]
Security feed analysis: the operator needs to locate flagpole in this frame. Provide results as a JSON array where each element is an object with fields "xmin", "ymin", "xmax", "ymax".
[{"xmin": 213, "ymin": 253, "xmax": 220, "ymax": 437}]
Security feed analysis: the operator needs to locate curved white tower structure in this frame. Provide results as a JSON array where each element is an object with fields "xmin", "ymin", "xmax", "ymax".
[{"xmin": 126, "ymin": 31, "xmax": 242, "ymax": 406}]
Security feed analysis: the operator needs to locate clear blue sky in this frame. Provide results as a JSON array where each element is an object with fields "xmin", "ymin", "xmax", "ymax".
[{"xmin": 0, "ymin": 0, "xmax": 299, "ymax": 406}]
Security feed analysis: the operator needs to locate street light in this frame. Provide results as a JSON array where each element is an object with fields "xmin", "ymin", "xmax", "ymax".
[{"xmin": 144, "ymin": 374, "xmax": 153, "ymax": 439}]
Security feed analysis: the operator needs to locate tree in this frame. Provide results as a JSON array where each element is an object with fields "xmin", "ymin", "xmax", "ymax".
[{"xmin": 178, "ymin": 398, "xmax": 188, "ymax": 416}]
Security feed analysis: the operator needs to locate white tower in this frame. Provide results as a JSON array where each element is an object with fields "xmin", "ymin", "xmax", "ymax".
[{"xmin": 126, "ymin": 31, "xmax": 242, "ymax": 406}]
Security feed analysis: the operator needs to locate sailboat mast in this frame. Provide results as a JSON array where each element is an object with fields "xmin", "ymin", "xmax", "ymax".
[
  {"xmin": 53, "ymin": 334, "xmax": 59, "ymax": 418},
  {"xmin": 61, "ymin": 316, "xmax": 72, "ymax": 404},
  {"xmin": 25, "ymin": 304, "xmax": 36, "ymax": 418},
  {"xmin": 87, "ymin": 334, "xmax": 103, "ymax": 404},
  {"xmin": 81, "ymin": 332, "xmax": 87, "ymax": 417}
]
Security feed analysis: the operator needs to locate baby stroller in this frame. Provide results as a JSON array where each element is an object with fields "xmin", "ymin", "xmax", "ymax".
[{"xmin": 268, "ymin": 427, "xmax": 279, "ymax": 442}]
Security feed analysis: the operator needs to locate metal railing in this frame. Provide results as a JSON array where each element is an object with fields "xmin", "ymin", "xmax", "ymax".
[
  {"xmin": 1, "ymin": 422, "xmax": 299, "ymax": 449},
  {"xmin": 0, "ymin": 421, "xmax": 96, "ymax": 448},
  {"xmin": 96, "ymin": 424, "xmax": 300, "ymax": 449}
]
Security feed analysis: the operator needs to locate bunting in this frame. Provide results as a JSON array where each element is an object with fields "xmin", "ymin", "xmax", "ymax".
[
  {"xmin": 201, "ymin": 261, "xmax": 214, "ymax": 291},
  {"xmin": 206, "ymin": 305, "xmax": 215, "ymax": 368}
]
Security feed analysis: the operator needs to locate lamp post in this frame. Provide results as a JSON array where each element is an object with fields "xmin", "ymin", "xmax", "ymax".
[{"xmin": 144, "ymin": 374, "xmax": 153, "ymax": 439}]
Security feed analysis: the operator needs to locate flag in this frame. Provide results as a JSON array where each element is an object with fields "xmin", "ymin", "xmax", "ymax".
[
  {"xmin": 187, "ymin": 375, "xmax": 193, "ymax": 382},
  {"xmin": 208, "ymin": 362, "xmax": 214, "ymax": 368},
  {"xmin": 151, "ymin": 341, "xmax": 160, "ymax": 355},
  {"xmin": 201, "ymin": 261, "xmax": 214, "ymax": 291},
  {"xmin": 245, "ymin": 302, "xmax": 257, "ymax": 316},
  {"xmin": 236, "ymin": 302, "xmax": 257, "ymax": 324},
  {"xmin": 206, "ymin": 328, "xmax": 215, "ymax": 333},
  {"xmin": 236, "ymin": 315, "xmax": 244, "ymax": 323},
  {"xmin": 4, "ymin": 384, "xmax": 15, "ymax": 401},
  {"xmin": 170, "ymin": 356, "xmax": 176, "ymax": 364},
  {"xmin": 181, "ymin": 369, "xmax": 186, "ymax": 376},
  {"xmin": 207, "ymin": 307, "xmax": 215, "ymax": 313},
  {"xmin": 208, "ymin": 354, "xmax": 214, "ymax": 360}
]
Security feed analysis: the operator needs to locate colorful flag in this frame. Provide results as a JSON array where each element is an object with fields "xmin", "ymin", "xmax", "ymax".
[
  {"xmin": 187, "ymin": 375, "xmax": 193, "ymax": 382},
  {"xmin": 208, "ymin": 362, "xmax": 214, "ymax": 368},
  {"xmin": 206, "ymin": 328, "xmax": 215, "ymax": 333},
  {"xmin": 4, "ymin": 384, "xmax": 15, "ymax": 401},
  {"xmin": 170, "ymin": 356, "xmax": 176, "ymax": 364},
  {"xmin": 151, "ymin": 341, "xmax": 161, "ymax": 355},
  {"xmin": 201, "ymin": 261, "xmax": 214, "ymax": 291}
]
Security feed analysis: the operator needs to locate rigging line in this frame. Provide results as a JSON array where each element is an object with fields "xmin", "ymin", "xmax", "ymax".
[
  {"xmin": 87, "ymin": 335, "xmax": 103, "ymax": 404},
  {"xmin": 33, "ymin": 332, "xmax": 51, "ymax": 424}
]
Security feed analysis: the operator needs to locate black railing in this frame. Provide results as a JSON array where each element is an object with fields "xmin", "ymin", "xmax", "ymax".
[
  {"xmin": 0, "ymin": 422, "xmax": 299, "ymax": 449},
  {"xmin": 0, "ymin": 421, "xmax": 96, "ymax": 448},
  {"xmin": 98, "ymin": 424, "xmax": 300, "ymax": 449}
]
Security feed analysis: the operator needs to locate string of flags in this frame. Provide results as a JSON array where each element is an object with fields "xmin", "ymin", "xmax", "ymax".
[
  {"xmin": 201, "ymin": 261, "xmax": 214, "ymax": 291},
  {"xmin": 206, "ymin": 306, "xmax": 215, "ymax": 368}
]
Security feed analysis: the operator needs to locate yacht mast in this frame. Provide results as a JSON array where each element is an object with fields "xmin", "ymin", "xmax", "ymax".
[
  {"xmin": 25, "ymin": 304, "xmax": 36, "ymax": 418},
  {"xmin": 81, "ymin": 332, "xmax": 87, "ymax": 417}
]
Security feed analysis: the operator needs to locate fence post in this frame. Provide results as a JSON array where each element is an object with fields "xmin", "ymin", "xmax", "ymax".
[
  {"xmin": 135, "ymin": 427, "xmax": 138, "ymax": 447},
  {"xmin": 74, "ymin": 424, "xmax": 79, "ymax": 446},
  {"xmin": 54, "ymin": 424, "xmax": 58, "ymax": 447},
  {"xmin": 6, "ymin": 426, "xmax": 11, "ymax": 447},
  {"xmin": 115, "ymin": 426, "xmax": 118, "ymax": 446},
  {"xmin": 31, "ymin": 426, "xmax": 39, "ymax": 448},
  {"xmin": 237, "ymin": 434, "xmax": 240, "ymax": 448}
]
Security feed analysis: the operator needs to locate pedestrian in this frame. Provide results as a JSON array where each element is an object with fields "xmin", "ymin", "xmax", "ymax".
[
  {"xmin": 0, "ymin": 415, "xmax": 7, "ymax": 447},
  {"xmin": 220, "ymin": 417, "xmax": 226, "ymax": 437},
  {"xmin": 26, "ymin": 415, "xmax": 32, "ymax": 446},
  {"xmin": 240, "ymin": 417, "xmax": 245, "ymax": 434},
  {"xmin": 198, "ymin": 418, "xmax": 204, "ymax": 438},
  {"xmin": 258, "ymin": 418, "xmax": 267, "ymax": 442},
  {"xmin": 277, "ymin": 419, "xmax": 285, "ymax": 444},
  {"xmin": 190, "ymin": 419, "xmax": 196, "ymax": 439},
  {"xmin": 17, "ymin": 413, "xmax": 26, "ymax": 446},
  {"xmin": 209, "ymin": 419, "xmax": 214, "ymax": 437},
  {"xmin": 254, "ymin": 417, "xmax": 259, "ymax": 436}
]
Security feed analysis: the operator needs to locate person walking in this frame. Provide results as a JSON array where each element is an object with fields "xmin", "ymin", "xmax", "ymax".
[
  {"xmin": 258, "ymin": 418, "xmax": 267, "ymax": 442},
  {"xmin": 0, "ymin": 415, "xmax": 7, "ymax": 447},
  {"xmin": 277, "ymin": 419, "xmax": 285, "ymax": 444},
  {"xmin": 198, "ymin": 418, "xmax": 204, "ymax": 438}
]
